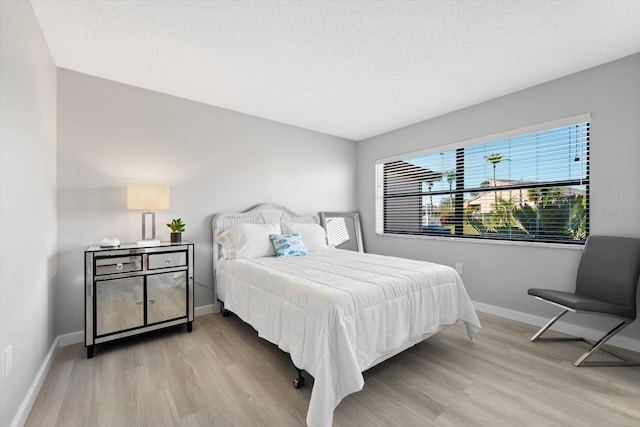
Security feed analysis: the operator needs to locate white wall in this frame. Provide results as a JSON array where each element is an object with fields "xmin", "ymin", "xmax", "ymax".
[
  {"xmin": 0, "ymin": 2, "xmax": 57, "ymax": 426},
  {"xmin": 57, "ymin": 69, "xmax": 357, "ymax": 336},
  {"xmin": 357, "ymin": 53, "xmax": 640, "ymax": 349}
]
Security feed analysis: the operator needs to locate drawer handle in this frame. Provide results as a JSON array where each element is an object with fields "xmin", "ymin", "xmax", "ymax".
[
  {"xmin": 116, "ymin": 263, "xmax": 124, "ymax": 271},
  {"xmin": 136, "ymin": 299, "xmax": 143, "ymax": 306},
  {"xmin": 165, "ymin": 259, "xmax": 172, "ymax": 265},
  {"xmin": 149, "ymin": 297, "xmax": 156, "ymax": 304}
]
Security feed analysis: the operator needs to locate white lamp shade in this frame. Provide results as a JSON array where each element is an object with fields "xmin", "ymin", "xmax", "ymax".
[{"xmin": 127, "ymin": 184, "xmax": 170, "ymax": 210}]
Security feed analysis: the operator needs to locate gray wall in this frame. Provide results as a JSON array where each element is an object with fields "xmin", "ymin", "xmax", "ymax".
[
  {"xmin": 0, "ymin": 2, "xmax": 57, "ymax": 426},
  {"xmin": 57, "ymin": 69, "xmax": 357, "ymax": 336},
  {"xmin": 357, "ymin": 53, "xmax": 640, "ymax": 348}
]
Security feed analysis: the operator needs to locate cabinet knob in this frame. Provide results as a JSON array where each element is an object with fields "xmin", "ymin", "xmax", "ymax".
[
  {"xmin": 149, "ymin": 297, "xmax": 156, "ymax": 304},
  {"xmin": 136, "ymin": 299, "xmax": 143, "ymax": 306},
  {"xmin": 165, "ymin": 259, "xmax": 172, "ymax": 265},
  {"xmin": 116, "ymin": 263, "xmax": 124, "ymax": 271}
]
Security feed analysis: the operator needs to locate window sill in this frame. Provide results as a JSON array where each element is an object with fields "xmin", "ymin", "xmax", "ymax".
[{"xmin": 376, "ymin": 232, "xmax": 584, "ymax": 250}]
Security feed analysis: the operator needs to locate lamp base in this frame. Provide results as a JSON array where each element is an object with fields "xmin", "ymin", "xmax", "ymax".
[{"xmin": 137, "ymin": 239, "xmax": 161, "ymax": 246}]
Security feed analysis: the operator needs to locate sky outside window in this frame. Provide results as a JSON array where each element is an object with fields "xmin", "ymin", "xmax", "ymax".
[{"xmin": 406, "ymin": 124, "xmax": 588, "ymax": 193}]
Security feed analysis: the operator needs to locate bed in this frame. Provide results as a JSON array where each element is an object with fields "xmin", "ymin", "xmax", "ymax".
[{"xmin": 212, "ymin": 203, "xmax": 481, "ymax": 427}]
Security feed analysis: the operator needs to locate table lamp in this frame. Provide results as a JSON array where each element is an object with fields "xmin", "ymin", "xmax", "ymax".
[{"xmin": 127, "ymin": 184, "xmax": 170, "ymax": 245}]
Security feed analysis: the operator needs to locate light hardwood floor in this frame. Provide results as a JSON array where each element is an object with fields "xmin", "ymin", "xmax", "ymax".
[{"xmin": 26, "ymin": 312, "xmax": 640, "ymax": 426}]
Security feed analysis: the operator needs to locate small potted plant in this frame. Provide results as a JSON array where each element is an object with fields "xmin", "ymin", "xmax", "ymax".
[{"xmin": 167, "ymin": 218, "xmax": 185, "ymax": 243}]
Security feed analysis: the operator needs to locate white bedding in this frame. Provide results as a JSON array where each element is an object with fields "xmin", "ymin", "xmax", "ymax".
[{"xmin": 218, "ymin": 249, "xmax": 481, "ymax": 427}]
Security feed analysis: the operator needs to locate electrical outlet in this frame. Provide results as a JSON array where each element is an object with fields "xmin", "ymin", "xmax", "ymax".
[
  {"xmin": 4, "ymin": 345, "xmax": 12, "ymax": 378},
  {"xmin": 455, "ymin": 263, "xmax": 463, "ymax": 277}
]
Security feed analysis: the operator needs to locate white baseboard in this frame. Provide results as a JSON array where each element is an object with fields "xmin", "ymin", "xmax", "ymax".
[
  {"xmin": 57, "ymin": 330, "xmax": 83, "ymax": 347},
  {"xmin": 10, "ymin": 336, "xmax": 59, "ymax": 427},
  {"xmin": 54, "ymin": 304, "xmax": 218, "ymax": 349},
  {"xmin": 473, "ymin": 301, "xmax": 640, "ymax": 353},
  {"xmin": 195, "ymin": 304, "xmax": 215, "ymax": 317}
]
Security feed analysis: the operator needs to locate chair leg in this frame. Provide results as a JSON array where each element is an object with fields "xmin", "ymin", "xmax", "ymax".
[
  {"xmin": 531, "ymin": 309, "xmax": 572, "ymax": 342},
  {"xmin": 531, "ymin": 312, "xmax": 638, "ymax": 367},
  {"xmin": 574, "ymin": 321, "xmax": 638, "ymax": 367}
]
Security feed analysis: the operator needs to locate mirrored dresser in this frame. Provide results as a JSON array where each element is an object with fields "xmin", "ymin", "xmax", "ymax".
[{"xmin": 84, "ymin": 242, "xmax": 194, "ymax": 358}]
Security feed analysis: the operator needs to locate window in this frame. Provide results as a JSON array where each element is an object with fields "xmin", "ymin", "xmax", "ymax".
[{"xmin": 375, "ymin": 116, "xmax": 590, "ymax": 244}]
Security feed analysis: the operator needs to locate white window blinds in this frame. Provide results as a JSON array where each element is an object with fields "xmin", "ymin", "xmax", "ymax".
[{"xmin": 375, "ymin": 119, "xmax": 590, "ymax": 243}]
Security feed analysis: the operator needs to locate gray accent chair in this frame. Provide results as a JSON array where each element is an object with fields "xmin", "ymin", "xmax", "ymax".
[{"xmin": 528, "ymin": 235, "xmax": 640, "ymax": 367}]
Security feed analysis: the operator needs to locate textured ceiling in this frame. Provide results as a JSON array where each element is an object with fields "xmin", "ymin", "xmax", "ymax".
[{"xmin": 31, "ymin": 0, "xmax": 640, "ymax": 141}]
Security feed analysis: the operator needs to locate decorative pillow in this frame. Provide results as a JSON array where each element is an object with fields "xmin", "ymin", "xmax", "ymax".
[
  {"xmin": 219, "ymin": 223, "xmax": 281, "ymax": 259},
  {"xmin": 280, "ymin": 223, "xmax": 328, "ymax": 252},
  {"xmin": 269, "ymin": 233, "xmax": 309, "ymax": 257}
]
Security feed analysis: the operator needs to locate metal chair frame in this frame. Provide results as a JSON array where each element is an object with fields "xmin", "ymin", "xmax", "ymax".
[{"xmin": 530, "ymin": 298, "xmax": 638, "ymax": 367}]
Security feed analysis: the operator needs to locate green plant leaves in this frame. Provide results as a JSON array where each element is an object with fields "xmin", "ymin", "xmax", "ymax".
[{"xmin": 167, "ymin": 218, "xmax": 185, "ymax": 233}]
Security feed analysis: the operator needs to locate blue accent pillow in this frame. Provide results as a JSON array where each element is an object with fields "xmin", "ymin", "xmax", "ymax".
[{"xmin": 269, "ymin": 233, "xmax": 309, "ymax": 257}]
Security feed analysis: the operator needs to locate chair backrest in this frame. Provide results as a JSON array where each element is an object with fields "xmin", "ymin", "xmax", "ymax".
[{"xmin": 576, "ymin": 235, "xmax": 640, "ymax": 318}]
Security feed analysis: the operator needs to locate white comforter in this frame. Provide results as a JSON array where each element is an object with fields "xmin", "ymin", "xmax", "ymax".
[{"xmin": 218, "ymin": 249, "xmax": 481, "ymax": 427}]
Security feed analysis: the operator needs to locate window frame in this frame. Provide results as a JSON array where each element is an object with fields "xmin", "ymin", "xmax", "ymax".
[{"xmin": 375, "ymin": 114, "xmax": 591, "ymax": 245}]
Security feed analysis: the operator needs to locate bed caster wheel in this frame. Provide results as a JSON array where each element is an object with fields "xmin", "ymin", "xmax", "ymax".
[
  {"xmin": 223, "ymin": 309, "xmax": 230, "ymax": 317},
  {"xmin": 293, "ymin": 376, "xmax": 305, "ymax": 389},
  {"xmin": 293, "ymin": 368, "xmax": 305, "ymax": 389}
]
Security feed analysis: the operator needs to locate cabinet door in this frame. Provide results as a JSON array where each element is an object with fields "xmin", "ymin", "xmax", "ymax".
[
  {"xmin": 96, "ymin": 277, "xmax": 144, "ymax": 336},
  {"xmin": 147, "ymin": 271, "xmax": 187, "ymax": 324}
]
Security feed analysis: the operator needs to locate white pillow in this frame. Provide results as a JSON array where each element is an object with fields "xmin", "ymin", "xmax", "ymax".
[
  {"xmin": 219, "ymin": 223, "xmax": 281, "ymax": 259},
  {"xmin": 281, "ymin": 223, "xmax": 328, "ymax": 252}
]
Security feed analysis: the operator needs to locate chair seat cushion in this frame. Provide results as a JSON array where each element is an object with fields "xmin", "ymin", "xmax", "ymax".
[{"xmin": 528, "ymin": 288, "xmax": 635, "ymax": 320}]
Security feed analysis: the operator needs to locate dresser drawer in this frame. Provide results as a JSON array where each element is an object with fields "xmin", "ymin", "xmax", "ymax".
[
  {"xmin": 95, "ymin": 256, "xmax": 142, "ymax": 275},
  {"xmin": 148, "ymin": 252, "xmax": 187, "ymax": 270}
]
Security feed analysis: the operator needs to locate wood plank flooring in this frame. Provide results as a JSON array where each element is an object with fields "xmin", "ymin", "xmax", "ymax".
[{"xmin": 26, "ymin": 312, "xmax": 640, "ymax": 426}]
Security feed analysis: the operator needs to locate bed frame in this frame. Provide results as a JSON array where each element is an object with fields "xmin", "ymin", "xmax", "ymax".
[{"xmin": 211, "ymin": 203, "xmax": 320, "ymax": 387}]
